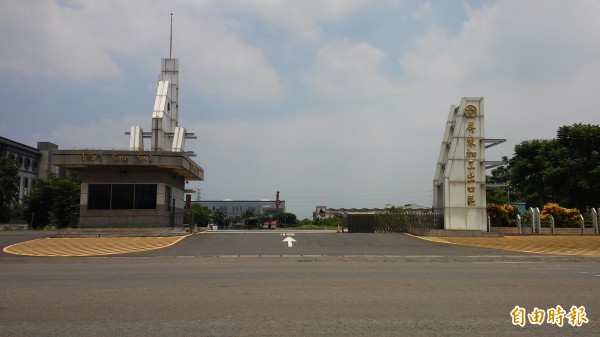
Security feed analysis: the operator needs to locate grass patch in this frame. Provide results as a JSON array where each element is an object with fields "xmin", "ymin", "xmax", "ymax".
[{"xmin": 294, "ymin": 224, "xmax": 328, "ymax": 230}]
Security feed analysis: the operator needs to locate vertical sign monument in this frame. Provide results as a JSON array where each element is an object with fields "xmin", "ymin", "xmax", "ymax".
[{"xmin": 433, "ymin": 97, "xmax": 504, "ymax": 231}]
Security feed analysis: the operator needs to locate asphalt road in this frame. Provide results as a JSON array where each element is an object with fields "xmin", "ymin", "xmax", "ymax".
[
  {"xmin": 125, "ymin": 231, "xmax": 535, "ymax": 258},
  {"xmin": 1, "ymin": 231, "xmax": 599, "ymax": 336}
]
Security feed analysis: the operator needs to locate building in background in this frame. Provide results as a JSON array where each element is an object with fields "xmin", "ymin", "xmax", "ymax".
[
  {"xmin": 0, "ymin": 137, "xmax": 63, "ymax": 203},
  {"xmin": 194, "ymin": 200, "xmax": 286, "ymax": 218}
]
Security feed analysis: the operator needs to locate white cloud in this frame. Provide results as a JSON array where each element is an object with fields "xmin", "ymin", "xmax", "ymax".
[
  {"xmin": 400, "ymin": 0, "xmax": 600, "ymax": 146},
  {"xmin": 402, "ymin": 0, "xmax": 600, "ymax": 86},
  {"xmin": 412, "ymin": 1, "xmax": 434, "ymax": 20},
  {"xmin": 221, "ymin": 0, "xmax": 372, "ymax": 40},
  {"xmin": 0, "ymin": 1, "xmax": 121, "ymax": 79},
  {"xmin": 33, "ymin": 114, "xmax": 146, "ymax": 150},
  {"xmin": 303, "ymin": 40, "xmax": 395, "ymax": 100},
  {"xmin": 178, "ymin": 18, "xmax": 282, "ymax": 101},
  {"xmin": 0, "ymin": 1, "xmax": 283, "ymax": 101}
]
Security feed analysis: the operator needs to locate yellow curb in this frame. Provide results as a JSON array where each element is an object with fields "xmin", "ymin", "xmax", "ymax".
[
  {"xmin": 3, "ymin": 235, "xmax": 190, "ymax": 257},
  {"xmin": 406, "ymin": 233, "xmax": 600, "ymax": 256}
]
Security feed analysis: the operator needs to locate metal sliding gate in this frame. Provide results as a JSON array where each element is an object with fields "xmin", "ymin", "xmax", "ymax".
[{"xmin": 344, "ymin": 212, "xmax": 444, "ymax": 233}]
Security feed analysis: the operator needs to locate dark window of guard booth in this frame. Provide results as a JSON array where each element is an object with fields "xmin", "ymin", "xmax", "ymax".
[
  {"xmin": 88, "ymin": 184, "xmax": 157, "ymax": 210},
  {"xmin": 135, "ymin": 184, "xmax": 157, "ymax": 209},
  {"xmin": 88, "ymin": 184, "xmax": 111, "ymax": 209}
]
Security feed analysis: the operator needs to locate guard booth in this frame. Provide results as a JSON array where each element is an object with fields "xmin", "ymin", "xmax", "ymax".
[{"xmin": 52, "ymin": 151, "xmax": 203, "ymax": 228}]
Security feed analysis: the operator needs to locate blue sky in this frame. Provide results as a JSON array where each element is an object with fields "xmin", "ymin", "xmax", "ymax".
[{"xmin": 1, "ymin": 0, "xmax": 599, "ymax": 218}]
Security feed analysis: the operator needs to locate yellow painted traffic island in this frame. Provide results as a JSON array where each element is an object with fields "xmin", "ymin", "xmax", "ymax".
[
  {"xmin": 3, "ymin": 235, "xmax": 189, "ymax": 257},
  {"xmin": 420, "ymin": 235, "xmax": 600, "ymax": 256}
]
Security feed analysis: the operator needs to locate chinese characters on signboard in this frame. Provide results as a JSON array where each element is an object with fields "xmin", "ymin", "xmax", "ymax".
[{"xmin": 464, "ymin": 105, "xmax": 478, "ymax": 206}]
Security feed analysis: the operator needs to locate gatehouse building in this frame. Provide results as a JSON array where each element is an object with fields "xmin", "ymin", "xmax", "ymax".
[{"xmin": 52, "ymin": 57, "xmax": 204, "ymax": 228}]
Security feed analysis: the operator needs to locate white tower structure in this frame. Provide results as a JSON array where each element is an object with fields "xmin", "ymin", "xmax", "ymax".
[
  {"xmin": 128, "ymin": 15, "xmax": 195, "ymax": 153},
  {"xmin": 128, "ymin": 58, "xmax": 196, "ymax": 153},
  {"xmin": 433, "ymin": 97, "xmax": 504, "ymax": 231}
]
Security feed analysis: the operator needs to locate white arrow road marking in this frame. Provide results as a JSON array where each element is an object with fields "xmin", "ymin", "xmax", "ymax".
[{"xmin": 283, "ymin": 237, "xmax": 296, "ymax": 248}]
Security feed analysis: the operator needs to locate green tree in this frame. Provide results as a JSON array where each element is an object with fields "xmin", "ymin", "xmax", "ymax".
[
  {"xmin": 0, "ymin": 157, "xmax": 19, "ymax": 222},
  {"xmin": 22, "ymin": 173, "xmax": 80, "ymax": 229},
  {"xmin": 211, "ymin": 209, "xmax": 226, "ymax": 226},
  {"xmin": 185, "ymin": 204, "xmax": 211, "ymax": 227},
  {"xmin": 227, "ymin": 215, "xmax": 242, "ymax": 227},
  {"xmin": 554, "ymin": 124, "xmax": 600, "ymax": 210},
  {"xmin": 257, "ymin": 212, "xmax": 273, "ymax": 227},
  {"xmin": 487, "ymin": 157, "xmax": 510, "ymax": 185},
  {"xmin": 486, "ymin": 159, "xmax": 510, "ymax": 204},
  {"xmin": 508, "ymin": 139, "xmax": 558, "ymax": 206},
  {"xmin": 276, "ymin": 211, "xmax": 297, "ymax": 227},
  {"xmin": 387, "ymin": 206, "xmax": 403, "ymax": 214},
  {"xmin": 486, "ymin": 188, "xmax": 508, "ymax": 205},
  {"xmin": 241, "ymin": 209, "xmax": 255, "ymax": 219},
  {"xmin": 506, "ymin": 124, "xmax": 600, "ymax": 210},
  {"xmin": 238, "ymin": 209, "xmax": 258, "ymax": 228},
  {"xmin": 323, "ymin": 214, "xmax": 342, "ymax": 228},
  {"xmin": 295, "ymin": 218, "xmax": 315, "ymax": 228}
]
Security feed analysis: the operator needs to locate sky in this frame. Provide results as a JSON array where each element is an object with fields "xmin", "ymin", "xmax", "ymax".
[{"xmin": 1, "ymin": 0, "xmax": 599, "ymax": 219}]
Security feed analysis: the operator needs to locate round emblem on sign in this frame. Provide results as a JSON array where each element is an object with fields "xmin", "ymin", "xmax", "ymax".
[{"xmin": 464, "ymin": 105, "xmax": 477, "ymax": 118}]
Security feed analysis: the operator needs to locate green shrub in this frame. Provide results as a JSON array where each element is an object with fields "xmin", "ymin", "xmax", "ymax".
[{"xmin": 487, "ymin": 203, "xmax": 519, "ymax": 227}]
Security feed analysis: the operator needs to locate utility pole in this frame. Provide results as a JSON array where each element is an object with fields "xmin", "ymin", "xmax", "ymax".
[{"xmin": 275, "ymin": 191, "xmax": 281, "ymax": 228}]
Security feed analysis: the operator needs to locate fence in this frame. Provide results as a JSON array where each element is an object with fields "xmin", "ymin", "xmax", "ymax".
[
  {"xmin": 344, "ymin": 212, "xmax": 444, "ymax": 233},
  {"xmin": 345, "ymin": 208, "xmax": 599, "ymax": 234},
  {"xmin": 490, "ymin": 207, "xmax": 599, "ymax": 234}
]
